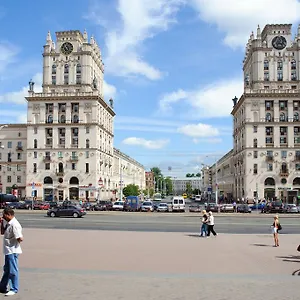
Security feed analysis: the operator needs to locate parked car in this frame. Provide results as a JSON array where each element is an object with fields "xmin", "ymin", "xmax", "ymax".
[
  {"xmin": 172, "ymin": 197, "xmax": 185, "ymax": 212},
  {"xmin": 237, "ymin": 204, "xmax": 252, "ymax": 213},
  {"xmin": 261, "ymin": 201, "xmax": 284, "ymax": 213},
  {"xmin": 189, "ymin": 204, "xmax": 202, "ymax": 213},
  {"xmin": 112, "ymin": 201, "xmax": 125, "ymax": 211},
  {"xmin": 284, "ymin": 204, "xmax": 299, "ymax": 213},
  {"xmin": 206, "ymin": 203, "xmax": 219, "ymax": 213},
  {"xmin": 94, "ymin": 200, "xmax": 113, "ymax": 211},
  {"xmin": 140, "ymin": 201, "xmax": 154, "ymax": 212},
  {"xmin": 220, "ymin": 204, "xmax": 234, "ymax": 213},
  {"xmin": 82, "ymin": 202, "xmax": 95, "ymax": 211},
  {"xmin": 156, "ymin": 203, "xmax": 169, "ymax": 212},
  {"xmin": 45, "ymin": 201, "xmax": 58, "ymax": 208},
  {"xmin": 34, "ymin": 202, "xmax": 50, "ymax": 210},
  {"xmin": 47, "ymin": 205, "xmax": 86, "ymax": 218}
]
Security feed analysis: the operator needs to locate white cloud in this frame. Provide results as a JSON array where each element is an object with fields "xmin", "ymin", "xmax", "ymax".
[
  {"xmin": 103, "ymin": 80, "xmax": 117, "ymax": 99},
  {"xmin": 122, "ymin": 137, "xmax": 169, "ymax": 149},
  {"xmin": 192, "ymin": 138, "xmax": 222, "ymax": 144},
  {"xmin": 159, "ymin": 77, "xmax": 243, "ymax": 118},
  {"xmin": 0, "ymin": 72, "xmax": 42, "ymax": 105},
  {"xmin": 87, "ymin": 0, "xmax": 183, "ymax": 79},
  {"xmin": 178, "ymin": 123, "xmax": 219, "ymax": 137},
  {"xmin": 0, "ymin": 42, "xmax": 18, "ymax": 75},
  {"xmin": 190, "ymin": 0, "xmax": 300, "ymax": 48}
]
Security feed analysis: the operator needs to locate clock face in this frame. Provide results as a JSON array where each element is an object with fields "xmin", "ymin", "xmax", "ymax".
[
  {"xmin": 61, "ymin": 42, "xmax": 73, "ymax": 55},
  {"xmin": 272, "ymin": 36, "xmax": 287, "ymax": 50}
]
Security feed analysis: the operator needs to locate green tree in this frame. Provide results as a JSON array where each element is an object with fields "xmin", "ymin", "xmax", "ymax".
[
  {"xmin": 143, "ymin": 188, "xmax": 154, "ymax": 197},
  {"xmin": 151, "ymin": 167, "xmax": 163, "ymax": 191},
  {"xmin": 196, "ymin": 173, "xmax": 201, "ymax": 177},
  {"xmin": 164, "ymin": 177, "xmax": 173, "ymax": 195},
  {"xmin": 186, "ymin": 173, "xmax": 191, "ymax": 177},
  {"xmin": 123, "ymin": 184, "xmax": 140, "ymax": 197},
  {"xmin": 186, "ymin": 183, "xmax": 193, "ymax": 194},
  {"xmin": 192, "ymin": 188, "xmax": 201, "ymax": 195}
]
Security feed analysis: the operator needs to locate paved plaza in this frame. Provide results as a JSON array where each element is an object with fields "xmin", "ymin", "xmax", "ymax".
[{"xmin": 0, "ymin": 228, "xmax": 298, "ymax": 299}]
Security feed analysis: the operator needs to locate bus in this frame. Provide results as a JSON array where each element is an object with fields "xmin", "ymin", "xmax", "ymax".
[{"xmin": 153, "ymin": 193, "xmax": 162, "ymax": 201}]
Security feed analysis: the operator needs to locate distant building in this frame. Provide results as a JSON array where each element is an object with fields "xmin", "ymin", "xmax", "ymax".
[
  {"xmin": 171, "ymin": 178, "xmax": 201, "ymax": 195},
  {"xmin": 145, "ymin": 171, "xmax": 154, "ymax": 190}
]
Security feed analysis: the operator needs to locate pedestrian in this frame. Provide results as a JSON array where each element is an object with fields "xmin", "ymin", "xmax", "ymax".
[
  {"xmin": 0, "ymin": 208, "xmax": 23, "ymax": 296},
  {"xmin": 207, "ymin": 211, "xmax": 217, "ymax": 237},
  {"xmin": 271, "ymin": 215, "xmax": 280, "ymax": 247},
  {"xmin": 200, "ymin": 210, "xmax": 208, "ymax": 237}
]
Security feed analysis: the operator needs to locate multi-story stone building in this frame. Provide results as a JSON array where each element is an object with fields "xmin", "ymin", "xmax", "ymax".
[
  {"xmin": 0, "ymin": 30, "xmax": 145, "ymax": 201},
  {"xmin": 171, "ymin": 177, "xmax": 201, "ymax": 195},
  {"xmin": 231, "ymin": 24, "xmax": 300, "ymax": 203},
  {"xmin": 145, "ymin": 171, "xmax": 154, "ymax": 190}
]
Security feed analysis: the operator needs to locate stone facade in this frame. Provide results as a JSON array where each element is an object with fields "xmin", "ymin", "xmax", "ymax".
[
  {"xmin": 0, "ymin": 30, "xmax": 145, "ymax": 201},
  {"xmin": 171, "ymin": 178, "xmax": 201, "ymax": 195},
  {"xmin": 232, "ymin": 24, "xmax": 300, "ymax": 202},
  {"xmin": 145, "ymin": 171, "xmax": 154, "ymax": 190}
]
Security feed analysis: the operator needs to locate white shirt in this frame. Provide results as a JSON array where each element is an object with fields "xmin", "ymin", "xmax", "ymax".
[
  {"xmin": 208, "ymin": 215, "xmax": 214, "ymax": 225},
  {"xmin": 3, "ymin": 217, "xmax": 23, "ymax": 255}
]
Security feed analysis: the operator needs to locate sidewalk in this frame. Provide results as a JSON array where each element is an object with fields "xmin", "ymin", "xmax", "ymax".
[{"xmin": 5, "ymin": 229, "xmax": 300, "ymax": 299}]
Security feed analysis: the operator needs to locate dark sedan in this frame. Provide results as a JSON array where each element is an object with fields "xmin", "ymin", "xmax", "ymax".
[
  {"xmin": 206, "ymin": 204, "xmax": 219, "ymax": 213},
  {"xmin": 237, "ymin": 204, "xmax": 252, "ymax": 213},
  {"xmin": 94, "ymin": 200, "xmax": 113, "ymax": 211},
  {"xmin": 47, "ymin": 205, "xmax": 86, "ymax": 218}
]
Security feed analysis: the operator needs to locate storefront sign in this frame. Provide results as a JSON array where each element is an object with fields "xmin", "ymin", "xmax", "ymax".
[{"xmin": 79, "ymin": 186, "xmax": 97, "ymax": 191}]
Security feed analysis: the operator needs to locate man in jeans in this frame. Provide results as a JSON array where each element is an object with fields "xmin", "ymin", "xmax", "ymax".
[{"xmin": 0, "ymin": 208, "xmax": 23, "ymax": 296}]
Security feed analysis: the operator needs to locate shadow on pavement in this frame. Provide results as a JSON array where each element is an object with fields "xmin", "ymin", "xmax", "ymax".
[
  {"xmin": 277, "ymin": 255, "xmax": 300, "ymax": 263},
  {"xmin": 185, "ymin": 234, "xmax": 201, "ymax": 238},
  {"xmin": 251, "ymin": 243, "xmax": 273, "ymax": 247}
]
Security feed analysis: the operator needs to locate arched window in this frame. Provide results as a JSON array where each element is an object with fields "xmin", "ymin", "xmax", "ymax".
[
  {"xmin": 281, "ymin": 162, "xmax": 288, "ymax": 173},
  {"xmin": 280, "ymin": 113, "xmax": 286, "ymax": 122},
  {"xmin": 73, "ymin": 115, "xmax": 79, "ymax": 123},
  {"xmin": 265, "ymin": 113, "xmax": 272, "ymax": 122},
  {"xmin": 34, "ymin": 139, "xmax": 37, "ymax": 149},
  {"xmin": 293, "ymin": 177, "xmax": 300, "ymax": 185},
  {"xmin": 58, "ymin": 162, "xmax": 64, "ymax": 173},
  {"xmin": 264, "ymin": 60, "xmax": 269, "ymax": 70},
  {"xmin": 64, "ymin": 64, "xmax": 69, "ymax": 74},
  {"xmin": 277, "ymin": 60, "xmax": 283, "ymax": 70},
  {"xmin": 264, "ymin": 178, "xmax": 275, "ymax": 186},
  {"xmin": 76, "ymin": 64, "xmax": 81, "ymax": 73},
  {"xmin": 47, "ymin": 115, "xmax": 53, "ymax": 123},
  {"xmin": 44, "ymin": 177, "xmax": 53, "ymax": 184},
  {"xmin": 291, "ymin": 59, "xmax": 297, "ymax": 70},
  {"xmin": 60, "ymin": 115, "xmax": 66, "ymax": 123},
  {"xmin": 294, "ymin": 112, "xmax": 299, "ymax": 122},
  {"xmin": 52, "ymin": 64, "xmax": 56, "ymax": 74},
  {"xmin": 86, "ymin": 139, "xmax": 90, "ymax": 148},
  {"xmin": 69, "ymin": 177, "xmax": 79, "ymax": 185}
]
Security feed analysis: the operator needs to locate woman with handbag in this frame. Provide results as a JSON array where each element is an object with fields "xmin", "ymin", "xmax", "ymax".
[{"xmin": 271, "ymin": 215, "xmax": 280, "ymax": 247}]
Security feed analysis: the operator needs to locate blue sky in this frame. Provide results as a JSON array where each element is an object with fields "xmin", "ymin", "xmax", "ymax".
[{"xmin": 1, "ymin": 0, "xmax": 300, "ymax": 176}]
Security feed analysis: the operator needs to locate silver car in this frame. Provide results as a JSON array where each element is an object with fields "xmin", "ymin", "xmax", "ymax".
[
  {"xmin": 285, "ymin": 204, "xmax": 298, "ymax": 213},
  {"xmin": 157, "ymin": 203, "xmax": 169, "ymax": 212},
  {"xmin": 141, "ymin": 201, "xmax": 154, "ymax": 212}
]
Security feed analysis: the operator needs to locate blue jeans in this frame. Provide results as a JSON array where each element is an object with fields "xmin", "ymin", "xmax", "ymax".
[
  {"xmin": 0, "ymin": 254, "xmax": 19, "ymax": 293},
  {"xmin": 200, "ymin": 224, "xmax": 208, "ymax": 236}
]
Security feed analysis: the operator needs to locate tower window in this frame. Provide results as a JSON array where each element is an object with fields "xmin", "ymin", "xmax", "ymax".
[
  {"xmin": 76, "ymin": 64, "xmax": 81, "ymax": 74},
  {"xmin": 291, "ymin": 71, "xmax": 297, "ymax": 81},
  {"xmin": 64, "ymin": 64, "xmax": 69, "ymax": 74},
  {"xmin": 76, "ymin": 75, "xmax": 81, "ymax": 84},
  {"xmin": 264, "ymin": 72, "xmax": 269, "ymax": 81},
  {"xmin": 52, "ymin": 64, "xmax": 57, "ymax": 74},
  {"xmin": 52, "ymin": 76, "xmax": 56, "ymax": 85},
  {"xmin": 264, "ymin": 60, "xmax": 269, "ymax": 70},
  {"xmin": 291, "ymin": 59, "xmax": 296, "ymax": 70},
  {"xmin": 277, "ymin": 60, "xmax": 283, "ymax": 70},
  {"xmin": 277, "ymin": 71, "xmax": 283, "ymax": 81},
  {"xmin": 64, "ymin": 75, "xmax": 69, "ymax": 85}
]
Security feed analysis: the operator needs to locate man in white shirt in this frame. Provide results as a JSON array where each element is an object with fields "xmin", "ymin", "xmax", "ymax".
[{"xmin": 0, "ymin": 208, "xmax": 23, "ymax": 296}]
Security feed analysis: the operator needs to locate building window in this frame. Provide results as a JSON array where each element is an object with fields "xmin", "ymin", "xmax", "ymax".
[
  {"xmin": 47, "ymin": 115, "xmax": 53, "ymax": 123},
  {"xmin": 254, "ymin": 151, "xmax": 258, "ymax": 158},
  {"xmin": 265, "ymin": 113, "xmax": 272, "ymax": 122},
  {"xmin": 64, "ymin": 64, "xmax": 69, "ymax": 74},
  {"xmin": 279, "ymin": 101, "xmax": 287, "ymax": 110},
  {"xmin": 64, "ymin": 75, "xmax": 69, "ymax": 85},
  {"xmin": 34, "ymin": 151, "xmax": 37, "ymax": 158},
  {"xmin": 17, "ymin": 153, "xmax": 21, "ymax": 160},
  {"xmin": 291, "ymin": 71, "xmax": 297, "ymax": 81},
  {"xmin": 34, "ymin": 127, "xmax": 38, "ymax": 134},
  {"xmin": 280, "ymin": 137, "xmax": 287, "ymax": 144},
  {"xmin": 73, "ymin": 115, "xmax": 79, "ymax": 123},
  {"xmin": 280, "ymin": 113, "xmax": 286, "ymax": 122},
  {"xmin": 266, "ymin": 137, "xmax": 273, "ymax": 144},
  {"xmin": 17, "ymin": 165, "xmax": 21, "ymax": 171},
  {"xmin": 76, "ymin": 63, "xmax": 81, "ymax": 73},
  {"xmin": 265, "ymin": 101, "xmax": 273, "ymax": 110},
  {"xmin": 267, "ymin": 163, "xmax": 273, "ymax": 171},
  {"xmin": 72, "ymin": 163, "xmax": 76, "ymax": 170},
  {"xmin": 277, "ymin": 60, "xmax": 283, "ymax": 70},
  {"xmin": 86, "ymin": 139, "xmax": 90, "ymax": 148},
  {"xmin": 52, "ymin": 65, "xmax": 56, "ymax": 74},
  {"xmin": 58, "ymin": 152, "xmax": 63, "ymax": 158},
  {"xmin": 281, "ymin": 151, "xmax": 287, "ymax": 159},
  {"xmin": 294, "ymin": 112, "xmax": 299, "ymax": 122},
  {"xmin": 277, "ymin": 71, "xmax": 283, "ymax": 81},
  {"xmin": 7, "ymin": 176, "xmax": 11, "ymax": 183},
  {"xmin": 291, "ymin": 59, "xmax": 296, "ymax": 70},
  {"xmin": 86, "ymin": 151, "xmax": 89, "ymax": 158},
  {"xmin": 45, "ymin": 163, "xmax": 50, "ymax": 170},
  {"xmin": 266, "ymin": 127, "xmax": 273, "ymax": 135},
  {"xmin": 33, "ymin": 163, "xmax": 37, "ymax": 173},
  {"xmin": 264, "ymin": 72, "xmax": 269, "ymax": 81},
  {"xmin": 264, "ymin": 60, "xmax": 269, "ymax": 70},
  {"xmin": 72, "ymin": 103, "xmax": 79, "ymax": 113},
  {"xmin": 60, "ymin": 115, "xmax": 66, "ymax": 123},
  {"xmin": 34, "ymin": 139, "xmax": 37, "ymax": 149},
  {"xmin": 280, "ymin": 127, "xmax": 287, "ymax": 136},
  {"xmin": 76, "ymin": 75, "xmax": 81, "ymax": 84},
  {"xmin": 7, "ymin": 142, "xmax": 12, "ymax": 148},
  {"xmin": 17, "ymin": 176, "xmax": 21, "ymax": 183},
  {"xmin": 253, "ymin": 138, "xmax": 257, "ymax": 148},
  {"xmin": 253, "ymin": 164, "xmax": 258, "ymax": 174},
  {"xmin": 52, "ymin": 76, "xmax": 56, "ymax": 85},
  {"xmin": 296, "ymin": 164, "xmax": 300, "ymax": 171},
  {"xmin": 85, "ymin": 163, "xmax": 89, "ymax": 173},
  {"xmin": 86, "ymin": 127, "xmax": 90, "ymax": 134}
]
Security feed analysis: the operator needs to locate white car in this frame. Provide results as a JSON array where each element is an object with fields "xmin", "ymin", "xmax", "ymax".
[
  {"xmin": 141, "ymin": 201, "xmax": 154, "ymax": 212},
  {"xmin": 112, "ymin": 201, "xmax": 124, "ymax": 211},
  {"xmin": 157, "ymin": 203, "xmax": 169, "ymax": 212}
]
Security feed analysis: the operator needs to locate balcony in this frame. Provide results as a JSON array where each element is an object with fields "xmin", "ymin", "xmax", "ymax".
[
  {"xmin": 69, "ymin": 156, "xmax": 79, "ymax": 162},
  {"xmin": 43, "ymin": 156, "xmax": 51, "ymax": 162},
  {"xmin": 280, "ymin": 171, "xmax": 289, "ymax": 177},
  {"xmin": 56, "ymin": 171, "xmax": 64, "ymax": 176},
  {"xmin": 16, "ymin": 146, "xmax": 23, "ymax": 151}
]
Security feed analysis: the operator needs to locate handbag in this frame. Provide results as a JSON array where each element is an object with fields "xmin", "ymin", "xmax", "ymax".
[
  {"xmin": 277, "ymin": 223, "xmax": 282, "ymax": 231},
  {"xmin": 297, "ymin": 244, "xmax": 300, "ymax": 252}
]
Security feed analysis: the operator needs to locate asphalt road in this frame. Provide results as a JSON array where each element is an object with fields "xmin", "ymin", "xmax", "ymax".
[{"xmin": 15, "ymin": 211, "xmax": 300, "ymax": 234}]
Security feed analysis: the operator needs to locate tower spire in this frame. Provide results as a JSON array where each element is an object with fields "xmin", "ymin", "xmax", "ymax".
[
  {"xmin": 257, "ymin": 25, "xmax": 261, "ymax": 39},
  {"xmin": 46, "ymin": 31, "xmax": 52, "ymax": 45},
  {"xmin": 83, "ymin": 29, "xmax": 88, "ymax": 42}
]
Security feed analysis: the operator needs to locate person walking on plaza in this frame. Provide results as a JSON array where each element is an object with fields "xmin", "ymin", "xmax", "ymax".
[
  {"xmin": 200, "ymin": 210, "xmax": 208, "ymax": 237},
  {"xmin": 0, "ymin": 208, "xmax": 23, "ymax": 296},
  {"xmin": 207, "ymin": 211, "xmax": 217, "ymax": 237},
  {"xmin": 271, "ymin": 215, "xmax": 280, "ymax": 247}
]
